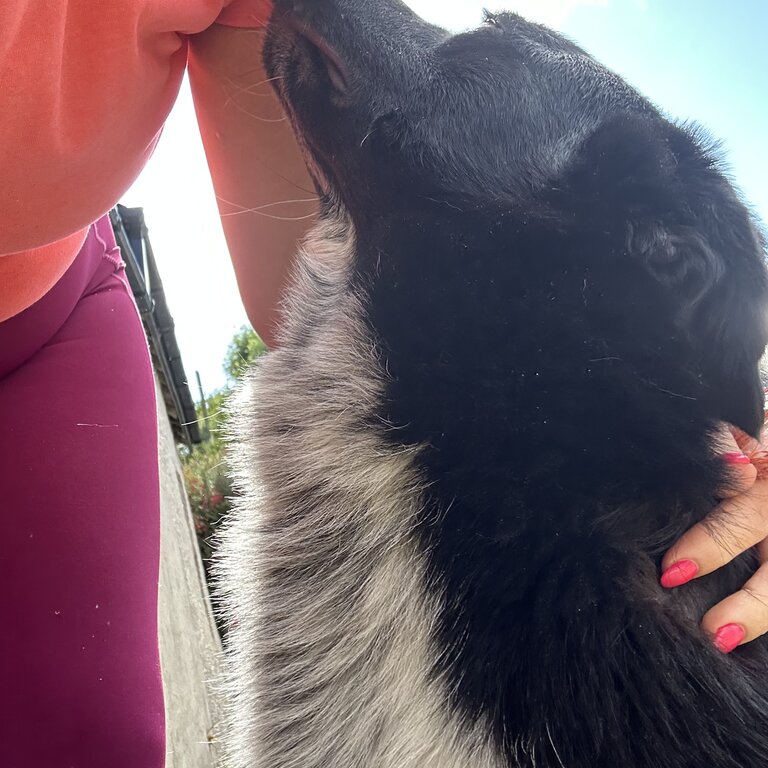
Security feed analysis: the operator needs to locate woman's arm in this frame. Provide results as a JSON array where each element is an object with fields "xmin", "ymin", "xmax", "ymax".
[{"xmin": 188, "ymin": 23, "xmax": 317, "ymax": 348}]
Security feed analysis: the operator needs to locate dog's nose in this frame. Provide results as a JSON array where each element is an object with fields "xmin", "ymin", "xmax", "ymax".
[
  {"xmin": 272, "ymin": 0, "xmax": 446, "ymax": 59},
  {"xmin": 269, "ymin": 0, "xmax": 448, "ymax": 105}
]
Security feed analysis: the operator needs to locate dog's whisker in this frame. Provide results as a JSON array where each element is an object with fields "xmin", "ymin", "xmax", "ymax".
[
  {"xmin": 217, "ymin": 196, "xmax": 319, "ymax": 216},
  {"xmin": 359, "ymin": 129, "xmax": 376, "ymax": 148},
  {"xmin": 223, "ymin": 75, "xmax": 286, "ymax": 108}
]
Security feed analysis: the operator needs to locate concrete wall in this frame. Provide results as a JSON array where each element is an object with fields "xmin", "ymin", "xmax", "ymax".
[{"xmin": 156, "ymin": 380, "xmax": 225, "ymax": 767}]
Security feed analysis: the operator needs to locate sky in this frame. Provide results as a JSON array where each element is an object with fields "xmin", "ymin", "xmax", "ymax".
[{"xmin": 122, "ymin": 0, "xmax": 768, "ymax": 396}]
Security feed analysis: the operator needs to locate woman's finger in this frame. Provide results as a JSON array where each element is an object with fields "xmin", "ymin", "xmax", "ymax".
[
  {"xmin": 661, "ymin": 480, "xmax": 768, "ymax": 585},
  {"xmin": 701, "ymin": 553, "xmax": 768, "ymax": 652}
]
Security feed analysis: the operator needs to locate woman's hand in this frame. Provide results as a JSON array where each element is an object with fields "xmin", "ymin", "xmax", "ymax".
[{"xmin": 661, "ymin": 426, "xmax": 768, "ymax": 653}]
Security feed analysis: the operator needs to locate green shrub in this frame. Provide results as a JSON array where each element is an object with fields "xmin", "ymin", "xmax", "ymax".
[{"xmin": 180, "ymin": 326, "xmax": 266, "ymax": 582}]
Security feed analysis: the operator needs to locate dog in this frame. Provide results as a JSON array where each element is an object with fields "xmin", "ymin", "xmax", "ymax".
[{"xmin": 216, "ymin": 2, "xmax": 768, "ymax": 766}]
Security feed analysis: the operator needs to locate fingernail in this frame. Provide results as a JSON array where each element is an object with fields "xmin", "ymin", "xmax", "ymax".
[
  {"xmin": 660, "ymin": 559, "xmax": 699, "ymax": 588},
  {"xmin": 714, "ymin": 623, "xmax": 745, "ymax": 654},
  {"xmin": 722, "ymin": 452, "xmax": 752, "ymax": 465}
]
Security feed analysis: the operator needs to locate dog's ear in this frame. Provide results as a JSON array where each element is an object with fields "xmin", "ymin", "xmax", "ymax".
[{"xmin": 570, "ymin": 117, "xmax": 768, "ymax": 435}]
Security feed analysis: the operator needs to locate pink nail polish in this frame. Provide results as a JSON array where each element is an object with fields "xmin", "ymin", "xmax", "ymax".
[
  {"xmin": 660, "ymin": 559, "xmax": 699, "ymax": 589},
  {"xmin": 714, "ymin": 624, "xmax": 745, "ymax": 654},
  {"xmin": 722, "ymin": 452, "xmax": 752, "ymax": 465}
]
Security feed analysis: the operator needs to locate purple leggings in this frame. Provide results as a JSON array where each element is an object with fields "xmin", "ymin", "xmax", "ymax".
[{"xmin": 0, "ymin": 216, "xmax": 165, "ymax": 767}]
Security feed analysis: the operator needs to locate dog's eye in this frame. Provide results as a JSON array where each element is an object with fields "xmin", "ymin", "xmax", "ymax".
[{"xmin": 365, "ymin": 111, "xmax": 409, "ymax": 152}]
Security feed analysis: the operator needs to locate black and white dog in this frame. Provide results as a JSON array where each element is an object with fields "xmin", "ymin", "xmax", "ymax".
[{"xmin": 218, "ymin": 2, "xmax": 768, "ymax": 766}]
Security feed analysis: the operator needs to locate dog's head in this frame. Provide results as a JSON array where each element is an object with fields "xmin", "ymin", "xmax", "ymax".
[{"xmin": 265, "ymin": 0, "xmax": 768, "ymax": 437}]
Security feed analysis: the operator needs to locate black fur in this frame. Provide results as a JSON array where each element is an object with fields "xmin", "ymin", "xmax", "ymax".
[{"xmin": 265, "ymin": 2, "xmax": 768, "ymax": 765}]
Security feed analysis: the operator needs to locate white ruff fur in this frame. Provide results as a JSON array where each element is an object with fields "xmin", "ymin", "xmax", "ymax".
[{"xmin": 215, "ymin": 214, "xmax": 505, "ymax": 767}]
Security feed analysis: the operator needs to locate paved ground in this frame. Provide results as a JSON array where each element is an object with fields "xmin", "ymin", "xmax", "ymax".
[{"xmin": 156, "ymin": 381, "xmax": 226, "ymax": 767}]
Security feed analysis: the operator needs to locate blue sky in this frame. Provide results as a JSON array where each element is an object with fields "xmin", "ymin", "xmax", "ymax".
[{"xmin": 123, "ymin": 0, "xmax": 767, "ymax": 394}]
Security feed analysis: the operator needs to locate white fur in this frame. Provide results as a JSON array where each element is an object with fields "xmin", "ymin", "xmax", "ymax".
[{"xmin": 216, "ymin": 214, "xmax": 506, "ymax": 767}]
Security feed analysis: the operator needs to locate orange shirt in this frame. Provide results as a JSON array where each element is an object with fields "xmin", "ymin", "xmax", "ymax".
[{"xmin": 0, "ymin": 0, "xmax": 271, "ymax": 322}]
